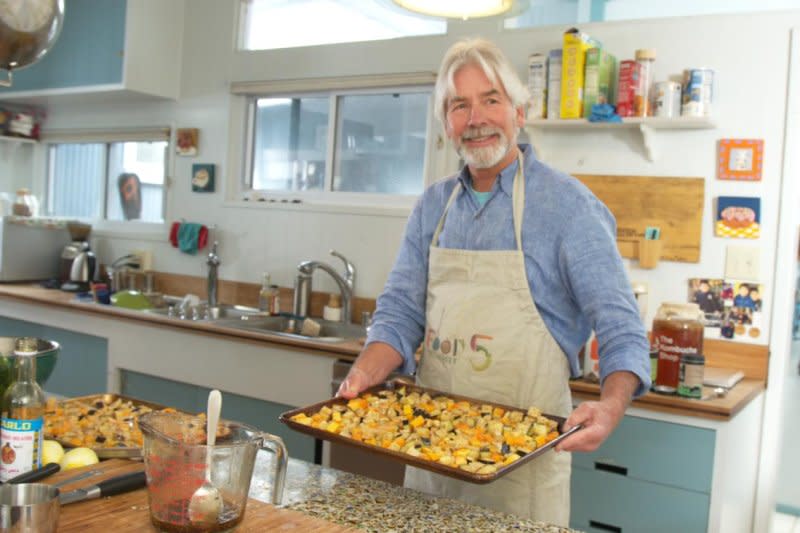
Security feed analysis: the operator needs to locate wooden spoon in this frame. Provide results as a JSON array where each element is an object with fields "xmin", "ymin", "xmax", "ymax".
[{"xmin": 187, "ymin": 389, "xmax": 223, "ymax": 527}]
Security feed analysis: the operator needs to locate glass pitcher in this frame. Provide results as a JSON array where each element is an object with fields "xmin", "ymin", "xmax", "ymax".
[{"xmin": 139, "ymin": 411, "xmax": 287, "ymax": 532}]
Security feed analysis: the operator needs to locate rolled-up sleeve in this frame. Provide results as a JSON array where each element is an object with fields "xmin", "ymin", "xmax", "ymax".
[{"xmin": 365, "ymin": 198, "xmax": 430, "ymax": 375}]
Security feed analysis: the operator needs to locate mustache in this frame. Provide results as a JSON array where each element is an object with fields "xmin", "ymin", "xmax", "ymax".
[{"xmin": 460, "ymin": 127, "xmax": 504, "ymax": 142}]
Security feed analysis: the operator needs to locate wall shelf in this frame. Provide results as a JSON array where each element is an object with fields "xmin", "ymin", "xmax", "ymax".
[{"xmin": 525, "ymin": 116, "xmax": 716, "ymax": 162}]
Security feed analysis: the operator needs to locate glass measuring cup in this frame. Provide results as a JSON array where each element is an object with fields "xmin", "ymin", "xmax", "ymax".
[{"xmin": 139, "ymin": 411, "xmax": 287, "ymax": 533}]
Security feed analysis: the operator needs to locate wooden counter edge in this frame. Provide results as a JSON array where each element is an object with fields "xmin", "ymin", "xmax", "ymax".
[{"xmin": 569, "ymin": 377, "xmax": 765, "ymax": 421}]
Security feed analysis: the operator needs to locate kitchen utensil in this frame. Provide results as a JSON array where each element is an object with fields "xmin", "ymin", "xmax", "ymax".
[
  {"xmin": 59, "ymin": 240, "xmax": 98, "ymax": 292},
  {"xmin": 58, "ymin": 470, "xmax": 146, "ymax": 505},
  {"xmin": 281, "ymin": 379, "xmax": 583, "ymax": 484},
  {"xmin": 51, "ymin": 468, "xmax": 104, "ymax": 489},
  {"xmin": 0, "ymin": 483, "xmax": 59, "ymax": 532},
  {"xmin": 0, "ymin": 0, "xmax": 65, "ymax": 87},
  {"xmin": 2, "ymin": 463, "xmax": 60, "ymax": 485},
  {"xmin": 187, "ymin": 389, "xmax": 223, "ymax": 527},
  {"xmin": 139, "ymin": 409, "xmax": 288, "ymax": 532}
]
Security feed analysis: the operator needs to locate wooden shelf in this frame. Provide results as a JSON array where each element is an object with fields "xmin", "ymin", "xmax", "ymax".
[{"xmin": 525, "ymin": 116, "xmax": 716, "ymax": 161}]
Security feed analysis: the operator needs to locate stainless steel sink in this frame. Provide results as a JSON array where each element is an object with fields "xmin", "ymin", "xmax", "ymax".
[
  {"xmin": 143, "ymin": 303, "xmax": 263, "ymax": 322},
  {"xmin": 216, "ymin": 315, "xmax": 366, "ymax": 343}
]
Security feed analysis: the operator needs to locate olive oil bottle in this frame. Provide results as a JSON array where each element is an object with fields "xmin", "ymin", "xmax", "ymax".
[{"xmin": 0, "ymin": 337, "xmax": 45, "ymax": 481}]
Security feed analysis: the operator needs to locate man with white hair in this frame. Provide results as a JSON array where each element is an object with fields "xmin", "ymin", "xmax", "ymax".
[{"xmin": 339, "ymin": 37, "xmax": 650, "ymax": 525}]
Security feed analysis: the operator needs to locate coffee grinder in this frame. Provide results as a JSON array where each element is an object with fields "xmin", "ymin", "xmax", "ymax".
[{"xmin": 59, "ymin": 222, "xmax": 97, "ymax": 292}]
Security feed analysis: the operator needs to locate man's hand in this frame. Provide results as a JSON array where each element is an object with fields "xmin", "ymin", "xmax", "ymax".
[
  {"xmin": 555, "ymin": 371, "xmax": 640, "ymax": 453},
  {"xmin": 336, "ymin": 342, "xmax": 404, "ymax": 398}
]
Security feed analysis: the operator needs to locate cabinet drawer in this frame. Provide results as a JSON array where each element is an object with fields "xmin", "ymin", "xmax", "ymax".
[
  {"xmin": 571, "ymin": 466, "xmax": 709, "ymax": 533},
  {"xmin": 571, "ymin": 415, "xmax": 714, "ymax": 493}
]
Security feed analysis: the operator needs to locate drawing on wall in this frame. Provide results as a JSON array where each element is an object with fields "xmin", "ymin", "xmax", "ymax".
[
  {"xmin": 177, "ymin": 128, "xmax": 199, "ymax": 156},
  {"xmin": 715, "ymin": 196, "xmax": 760, "ymax": 239},
  {"xmin": 717, "ymin": 138, "xmax": 763, "ymax": 181},
  {"xmin": 691, "ymin": 278, "xmax": 764, "ymax": 341},
  {"xmin": 191, "ymin": 164, "xmax": 215, "ymax": 193}
]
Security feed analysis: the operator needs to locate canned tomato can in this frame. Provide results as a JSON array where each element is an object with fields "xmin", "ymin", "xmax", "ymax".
[
  {"xmin": 654, "ymin": 81, "xmax": 682, "ymax": 118},
  {"xmin": 681, "ymin": 68, "xmax": 714, "ymax": 117}
]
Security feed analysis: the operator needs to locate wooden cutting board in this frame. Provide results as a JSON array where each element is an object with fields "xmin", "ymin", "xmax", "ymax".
[
  {"xmin": 46, "ymin": 459, "xmax": 357, "ymax": 532},
  {"xmin": 575, "ymin": 174, "xmax": 705, "ymax": 263}
]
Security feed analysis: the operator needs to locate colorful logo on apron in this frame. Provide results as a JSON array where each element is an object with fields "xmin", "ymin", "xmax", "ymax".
[{"xmin": 425, "ymin": 328, "xmax": 494, "ymax": 371}]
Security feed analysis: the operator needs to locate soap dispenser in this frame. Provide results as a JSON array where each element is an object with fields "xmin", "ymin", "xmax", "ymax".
[{"xmin": 323, "ymin": 293, "xmax": 342, "ymax": 321}]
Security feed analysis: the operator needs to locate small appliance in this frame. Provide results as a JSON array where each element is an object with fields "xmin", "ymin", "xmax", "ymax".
[
  {"xmin": 0, "ymin": 216, "xmax": 71, "ymax": 281},
  {"xmin": 59, "ymin": 222, "xmax": 97, "ymax": 292}
]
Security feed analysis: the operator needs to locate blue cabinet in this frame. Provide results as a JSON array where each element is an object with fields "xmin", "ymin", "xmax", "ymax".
[
  {"xmin": 570, "ymin": 415, "xmax": 715, "ymax": 532},
  {"xmin": 3, "ymin": 0, "xmax": 126, "ymax": 92},
  {"xmin": 120, "ymin": 370, "xmax": 316, "ymax": 463},
  {"xmin": 0, "ymin": 316, "xmax": 108, "ymax": 396}
]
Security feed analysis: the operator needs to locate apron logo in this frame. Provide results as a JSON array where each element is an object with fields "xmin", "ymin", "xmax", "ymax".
[{"xmin": 425, "ymin": 329, "xmax": 494, "ymax": 371}]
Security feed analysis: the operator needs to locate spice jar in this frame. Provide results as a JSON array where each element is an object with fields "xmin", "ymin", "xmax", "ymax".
[
  {"xmin": 651, "ymin": 302, "xmax": 704, "ymax": 394},
  {"xmin": 678, "ymin": 353, "xmax": 705, "ymax": 399},
  {"xmin": 634, "ymin": 48, "xmax": 656, "ymax": 117}
]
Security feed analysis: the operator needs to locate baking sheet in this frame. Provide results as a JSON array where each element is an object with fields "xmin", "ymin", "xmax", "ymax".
[
  {"xmin": 45, "ymin": 393, "xmax": 171, "ymax": 459},
  {"xmin": 280, "ymin": 380, "xmax": 580, "ymax": 484}
]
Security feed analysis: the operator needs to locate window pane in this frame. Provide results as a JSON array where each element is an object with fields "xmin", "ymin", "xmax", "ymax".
[
  {"xmin": 241, "ymin": 0, "xmax": 446, "ymax": 51},
  {"xmin": 49, "ymin": 144, "xmax": 105, "ymax": 219},
  {"xmin": 251, "ymin": 97, "xmax": 329, "ymax": 192},
  {"xmin": 333, "ymin": 92, "xmax": 428, "ymax": 195},
  {"xmin": 106, "ymin": 141, "xmax": 167, "ymax": 222}
]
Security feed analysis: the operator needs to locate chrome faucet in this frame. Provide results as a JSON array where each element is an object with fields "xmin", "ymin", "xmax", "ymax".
[
  {"xmin": 293, "ymin": 250, "xmax": 355, "ymax": 322},
  {"xmin": 206, "ymin": 241, "xmax": 220, "ymax": 308}
]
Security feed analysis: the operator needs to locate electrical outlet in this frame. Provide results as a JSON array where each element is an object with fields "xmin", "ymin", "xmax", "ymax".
[
  {"xmin": 725, "ymin": 245, "xmax": 760, "ymax": 280},
  {"xmin": 131, "ymin": 249, "xmax": 153, "ymax": 271}
]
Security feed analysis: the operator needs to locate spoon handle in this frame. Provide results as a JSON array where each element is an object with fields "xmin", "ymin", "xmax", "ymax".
[{"xmin": 207, "ymin": 389, "xmax": 222, "ymax": 448}]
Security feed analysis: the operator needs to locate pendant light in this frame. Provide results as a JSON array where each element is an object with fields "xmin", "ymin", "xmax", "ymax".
[{"xmin": 392, "ymin": 0, "xmax": 515, "ymax": 20}]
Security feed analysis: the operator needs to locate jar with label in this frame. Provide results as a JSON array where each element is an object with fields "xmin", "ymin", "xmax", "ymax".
[
  {"xmin": 678, "ymin": 353, "xmax": 705, "ymax": 399},
  {"xmin": 651, "ymin": 302, "xmax": 704, "ymax": 394},
  {"xmin": 634, "ymin": 48, "xmax": 656, "ymax": 117},
  {"xmin": 12, "ymin": 188, "xmax": 39, "ymax": 217}
]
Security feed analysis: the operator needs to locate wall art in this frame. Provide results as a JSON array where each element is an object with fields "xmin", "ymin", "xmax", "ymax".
[
  {"xmin": 177, "ymin": 128, "xmax": 199, "ymax": 156},
  {"xmin": 717, "ymin": 138, "xmax": 763, "ymax": 181},
  {"xmin": 715, "ymin": 196, "xmax": 760, "ymax": 239},
  {"xmin": 191, "ymin": 164, "xmax": 215, "ymax": 193}
]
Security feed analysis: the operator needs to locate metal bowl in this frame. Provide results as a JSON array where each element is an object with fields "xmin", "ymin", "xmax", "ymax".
[
  {"xmin": 0, "ymin": 0, "xmax": 64, "ymax": 72},
  {"xmin": 0, "ymin": 483, "xmax": 60, "ymax": 532}
]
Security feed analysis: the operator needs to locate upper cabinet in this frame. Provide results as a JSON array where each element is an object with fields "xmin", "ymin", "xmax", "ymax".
[{"xmin": 0, "ymin": 0, "xmax": 184, "ymax": 103}]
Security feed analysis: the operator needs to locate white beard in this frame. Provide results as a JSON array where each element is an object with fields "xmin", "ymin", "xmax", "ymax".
[{"xmin": 456, "ymin": 127, "xmax": 515, "ymax": 169}]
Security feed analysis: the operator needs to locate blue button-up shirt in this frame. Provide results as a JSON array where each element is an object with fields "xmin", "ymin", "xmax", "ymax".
[{"xmin": 367, "ymin": 144, "xmax": 651, "ymax": 396}]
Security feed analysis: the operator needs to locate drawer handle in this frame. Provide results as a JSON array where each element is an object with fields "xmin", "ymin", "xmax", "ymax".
[
  {"xmin": 589, "ymin": 520, "xmax": 622, "ymax": 532},
  {"xmin": 594, "ymin": 461, "xmax": 628, "ymax": 476}
]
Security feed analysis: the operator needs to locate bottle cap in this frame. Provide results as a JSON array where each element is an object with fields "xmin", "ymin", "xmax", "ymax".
[{"xmin": 14, "ymin": 337, "xmax": 38, "ymax": 355}]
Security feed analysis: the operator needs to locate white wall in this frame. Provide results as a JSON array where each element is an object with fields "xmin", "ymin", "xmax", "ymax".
[{"xmin": 8, "ymin": 3, "xmax": 800, "ymax": 523}]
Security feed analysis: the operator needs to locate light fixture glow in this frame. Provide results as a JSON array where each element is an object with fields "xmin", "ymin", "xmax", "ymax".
[{"xmin": 392, "ymin": 0, "xmax": 514, "ymax": 20}]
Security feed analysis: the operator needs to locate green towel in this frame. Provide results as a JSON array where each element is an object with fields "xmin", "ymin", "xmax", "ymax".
[{"xmin": 178, "ymin": 223, "xmax": 203, "ymax": 254}]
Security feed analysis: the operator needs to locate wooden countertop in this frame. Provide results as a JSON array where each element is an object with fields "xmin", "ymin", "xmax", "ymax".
[
  {"xmin": 0, "ymin": 283, "xmax": 362, "ymax": 360},
  {"xmin": 0, "ymin": 283, "xmax": 765, "ymax": 421}
]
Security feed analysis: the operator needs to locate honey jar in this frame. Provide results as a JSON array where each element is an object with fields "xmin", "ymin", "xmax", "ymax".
[{"xmin": 651, "ymin": 303, "xmax": 704, "ymax": 394}]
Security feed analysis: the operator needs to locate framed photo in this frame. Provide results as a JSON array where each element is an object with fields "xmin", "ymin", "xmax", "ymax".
[
  {"xmin": 177, "ymin": 128, "xmax": 199, "ymax": 156},
  {"xmin": 717, "ymin": 138, "xmax": 763, "ymax": 181},
  {"xmin": 191, "ymin": 164, "xmax": 215, "ymax": 193}
]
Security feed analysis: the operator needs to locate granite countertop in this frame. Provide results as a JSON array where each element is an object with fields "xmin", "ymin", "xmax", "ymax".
[{"xmin": 249, "ymin": 454, "xmax": 575, "ymax": 533}]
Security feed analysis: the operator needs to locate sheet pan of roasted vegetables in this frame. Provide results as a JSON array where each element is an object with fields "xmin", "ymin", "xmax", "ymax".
[{"xmin": 280, "ymin": 380, "xmax": 581, "ymax": 483}]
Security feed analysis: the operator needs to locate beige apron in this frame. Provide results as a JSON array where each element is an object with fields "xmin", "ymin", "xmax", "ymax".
[{"xmin": 405, "ymin": 156, "xmax": 573, "ymax": 526}]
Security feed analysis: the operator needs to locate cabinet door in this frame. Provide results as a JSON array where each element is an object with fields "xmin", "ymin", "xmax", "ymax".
[
  {"xmin": 121, "ymin": 371, "xmax": 316, "ymax": 463},
  {"xmin": 571, "ymin": 414, "xmax": 715, "ymax": 493},
  {"xmin": 3, "ymin": 0, "xmax": 126, "ymax": 92},
  {"xmin": 571, "ymin": 466, "xmax": 709, "ymax": 533},
  {"xmin": 0, "ymin": 317, "xmax": 108, "ymax": 397}
]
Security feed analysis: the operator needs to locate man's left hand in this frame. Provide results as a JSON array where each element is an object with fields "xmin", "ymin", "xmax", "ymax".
[{"xmin": 555, "ymin": 371, "xmax": 640, "ymax": 453}]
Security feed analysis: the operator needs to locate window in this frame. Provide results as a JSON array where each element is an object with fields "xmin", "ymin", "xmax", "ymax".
[
  {"xmin": 245, "ymin": 88, "xmax": 432, "ymax": 198},
  {"xmin": 46, "ymin": 136, "xmax": 168, "ymax": 223},
  {"xmin": 239, "ymin": 0, "xmax": 446, "ymax": 51}
]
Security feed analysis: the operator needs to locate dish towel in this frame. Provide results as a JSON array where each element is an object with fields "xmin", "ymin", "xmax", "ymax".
[{"xmin": 169, "ymin": 222, "xmax": 208, "ymax": 254}]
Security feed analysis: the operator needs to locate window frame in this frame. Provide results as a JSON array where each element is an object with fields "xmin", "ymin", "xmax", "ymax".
[
  {"xmin": 39, "ymin": 127, "xmax": 172, "ymax": 236},
  {"xmin": 228, "ymin": 72, "xmax": 451, "ymax": 211}
]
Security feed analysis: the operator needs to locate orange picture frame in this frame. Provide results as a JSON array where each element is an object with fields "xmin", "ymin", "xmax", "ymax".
[{"xmin": 717, "ymin": 138, "xmax": 764, "ymax": 181}]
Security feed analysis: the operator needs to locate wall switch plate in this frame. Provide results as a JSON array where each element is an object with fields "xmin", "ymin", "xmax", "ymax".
[{"xmin": 725, "ymin": 245, "xmax": 760, "ymax": 280}]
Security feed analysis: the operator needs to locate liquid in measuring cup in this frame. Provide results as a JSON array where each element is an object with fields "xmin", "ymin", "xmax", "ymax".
[{"xmin": 151, "ymin": 498, "xmax": 243, "ymax": 533}]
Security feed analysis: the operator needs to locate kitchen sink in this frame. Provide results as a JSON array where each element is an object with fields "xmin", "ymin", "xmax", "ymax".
[
  {"xmin": 143, "ymin": 303, "xmax": 263, "ymax": 322},
  {"xmin": 216, "ymin": 315, "xmax": 366, "ymax": 343}
]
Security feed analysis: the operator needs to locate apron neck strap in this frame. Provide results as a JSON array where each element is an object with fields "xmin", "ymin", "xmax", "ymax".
[{"xmin": 432, "ymin": 153, "xmax": 526, "ymax": 250}]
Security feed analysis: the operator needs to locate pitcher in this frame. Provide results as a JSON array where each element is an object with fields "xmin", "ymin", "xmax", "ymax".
[{"xmin": 139, "ymin": 411, "xmax": 287, "ymax": 532}]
